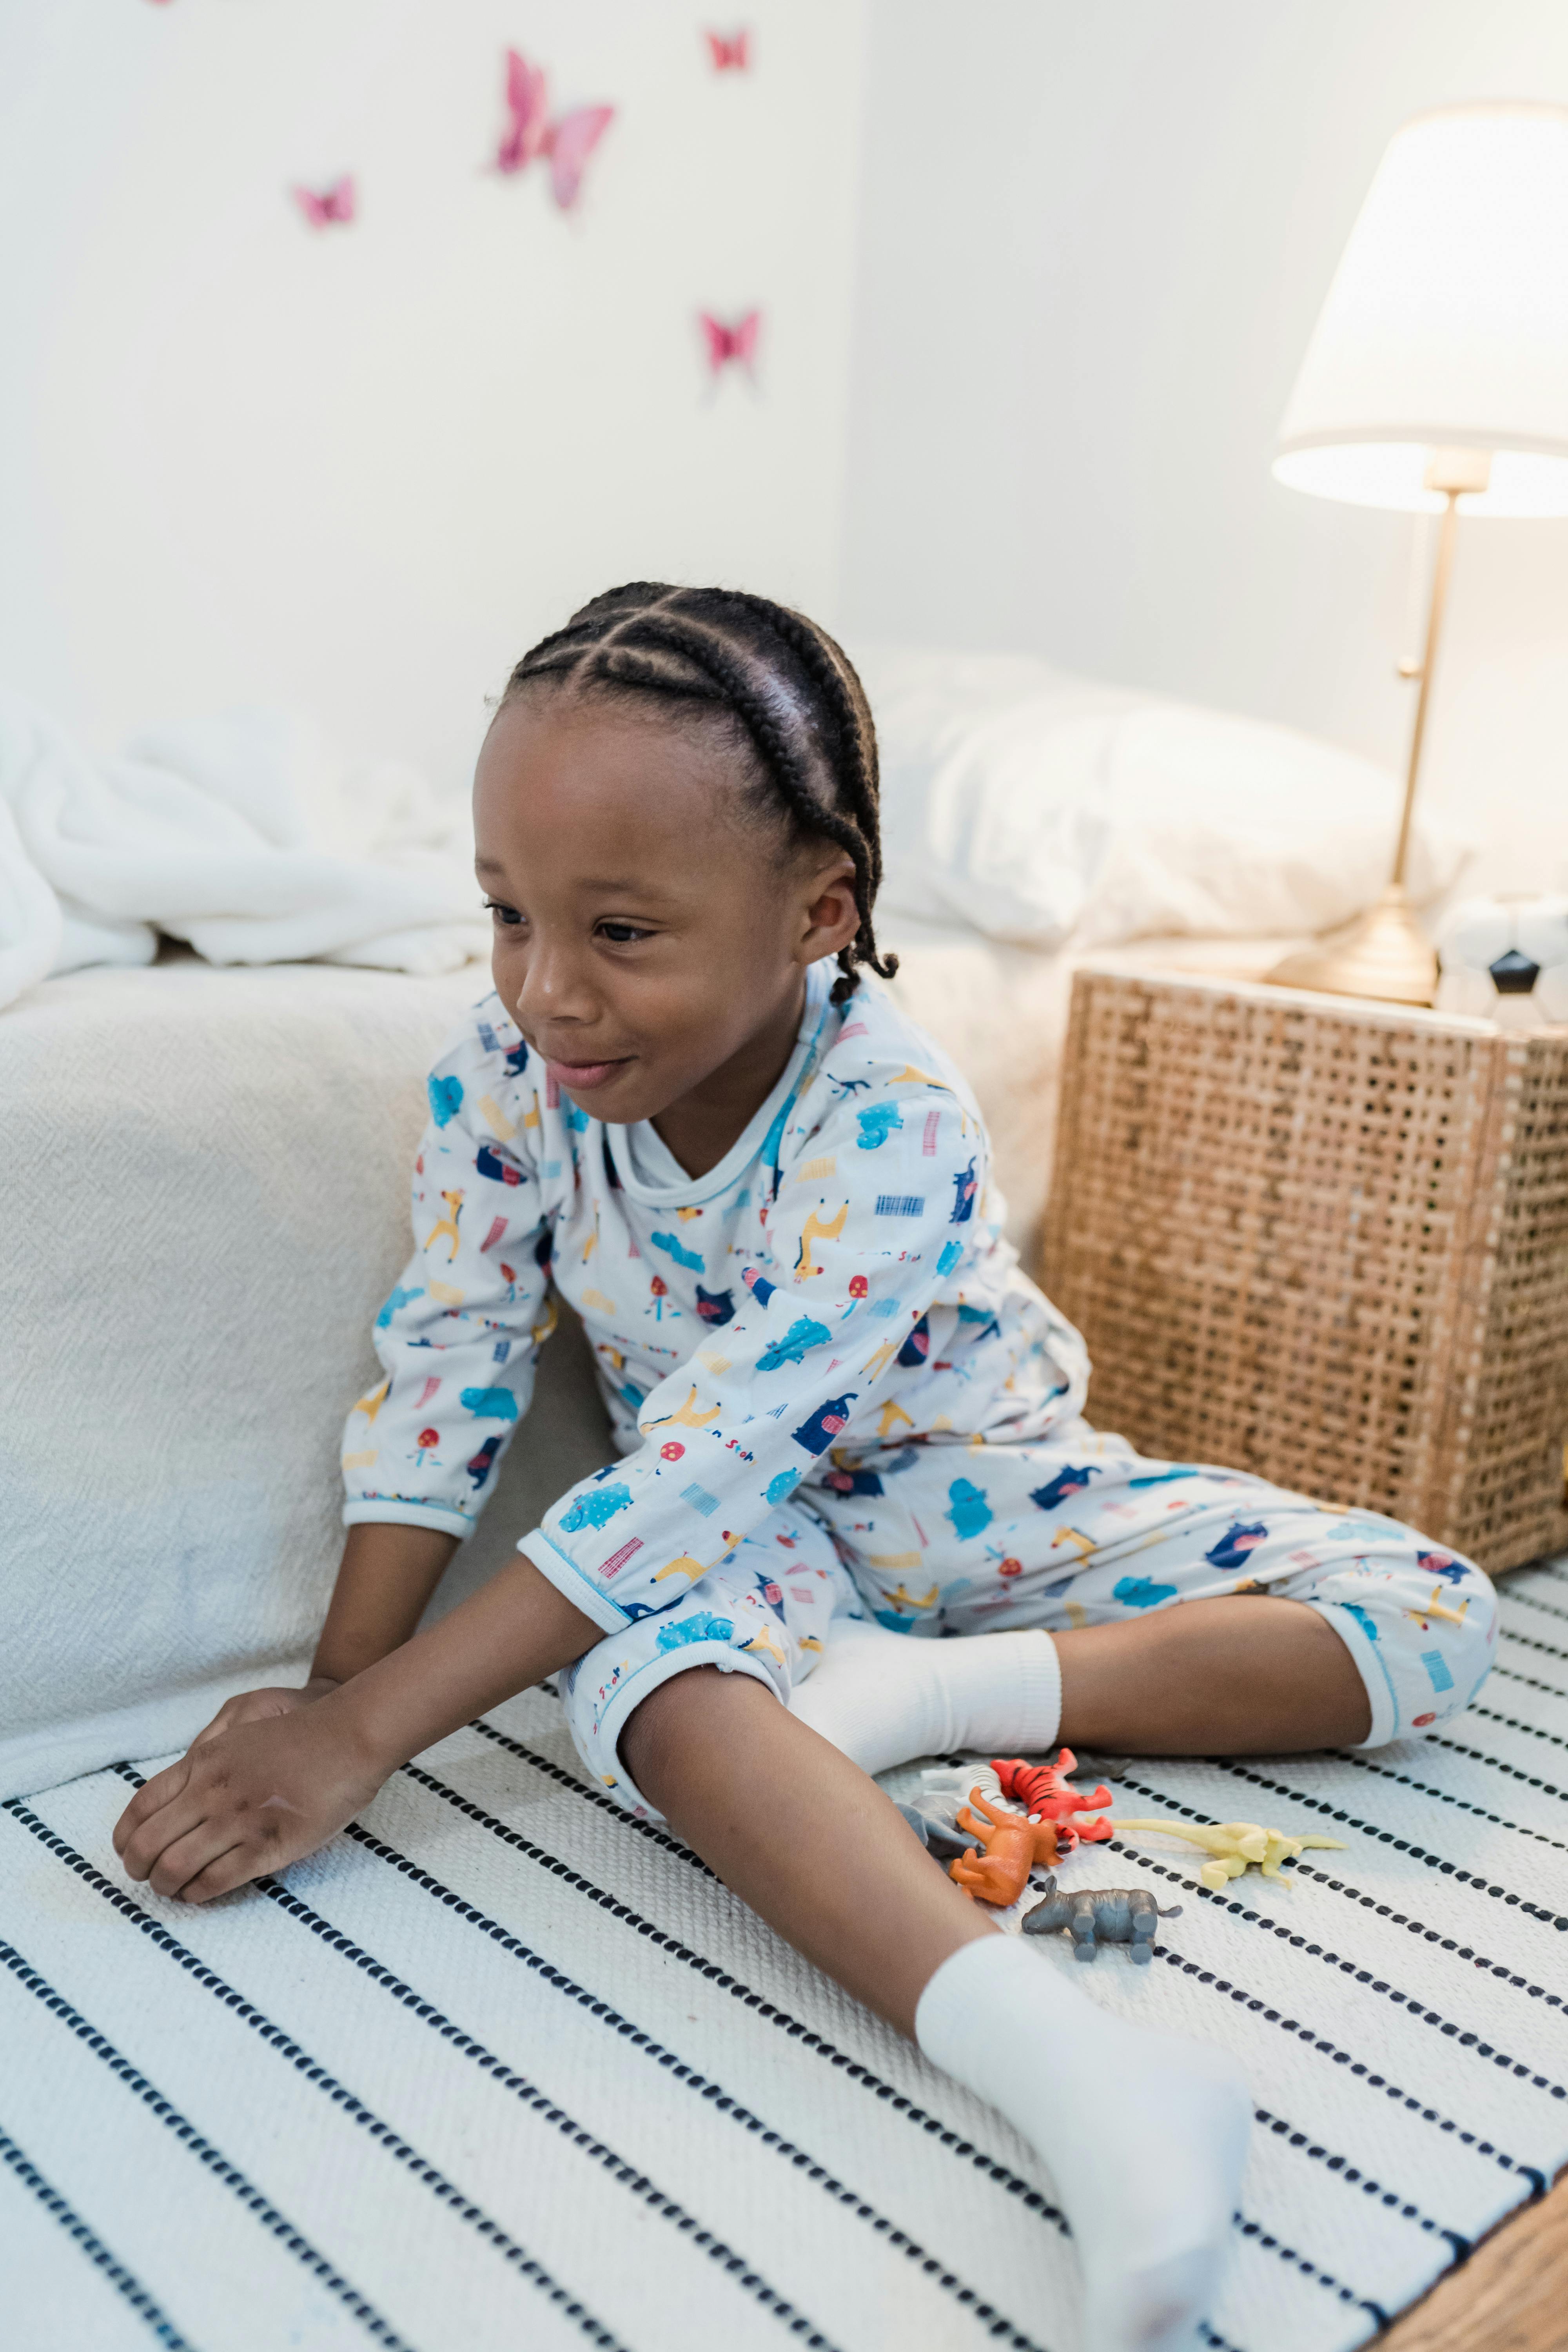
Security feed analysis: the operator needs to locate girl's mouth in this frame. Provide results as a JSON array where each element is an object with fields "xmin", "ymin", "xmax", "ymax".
[{"xmin": 547, "ymin": 1056, "xmax": 632, "ymax": 1093}]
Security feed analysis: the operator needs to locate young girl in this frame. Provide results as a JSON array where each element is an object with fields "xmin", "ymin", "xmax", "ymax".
[{"xmin": 114, "ymin": 584, "xmax": 1497, "ymax": 2352}]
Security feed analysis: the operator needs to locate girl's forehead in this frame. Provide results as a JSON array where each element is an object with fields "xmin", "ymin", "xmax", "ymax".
[
  {"xmin": 479, "ymin": 693, "xmax": 749, "ymax": 811},
  {"xmin": 475, "ymin": 696, "xmax": 765, "ymax": 886}
]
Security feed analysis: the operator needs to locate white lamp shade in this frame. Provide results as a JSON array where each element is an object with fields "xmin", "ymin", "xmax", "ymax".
[{"xmin": 1274, "ymin": 102, "xmax": 1568, "ymax": 516}]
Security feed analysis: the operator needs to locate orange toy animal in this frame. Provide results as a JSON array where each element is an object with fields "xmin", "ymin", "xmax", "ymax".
[
  {"xmin": 993, "ymin": 1750, "xmax": 1114, "ymax": 1854},
  {"xmin": 948, "ymin": 1789, "xmax": 1062, "ymax": 1906}
]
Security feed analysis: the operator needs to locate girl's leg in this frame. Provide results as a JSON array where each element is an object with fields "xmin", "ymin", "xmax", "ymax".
[
  {"xmin": 1056, "ymin": 1592, "xmax": 1371, "ymax": 1752},
  {"xmin": 788, "ymin": 1592, "xmax": 1364, "ymax": 1773},
  {"xmin": 621, "ymin": 1664, "xmax": 1250, "ymax": 2352},
  {"xmin": 795, "ymin": 1455, "xmax": 1500, "ymax": 1768}
]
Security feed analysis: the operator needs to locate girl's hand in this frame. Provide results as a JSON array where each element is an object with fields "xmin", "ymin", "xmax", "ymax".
[
  {"xmin": 111, "ymin": 1701, "xmax": 383, "ymax": 1904},
  {"xmin": 186, "ymin": 1677, "xmax": 341, "ymax": 1753}
]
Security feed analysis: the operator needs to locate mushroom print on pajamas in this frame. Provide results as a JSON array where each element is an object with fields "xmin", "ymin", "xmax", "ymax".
[{"xmin": 342, "ymin": 957, "xmax": 1497, "ymax": 1820}]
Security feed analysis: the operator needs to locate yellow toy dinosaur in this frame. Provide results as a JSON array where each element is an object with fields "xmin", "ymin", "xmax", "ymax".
[{"xmin": 1110, "ymin": 1818, "xmax": 1347, "ymax": 1890}]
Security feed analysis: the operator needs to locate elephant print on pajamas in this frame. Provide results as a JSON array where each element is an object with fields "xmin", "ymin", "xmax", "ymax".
[
  {"xmin": 855, "ymin": 1102, "xmax": 903, "ymax": 1150},
  {"xmin": 1205, "ymin": 1521, "xmax": 1269, "ymax": 1571},
  {"xmin": 1031, "ymin": 1463, "xmax": 1100, "ymax": 1512},
  {"xmin": 757, "ymin": 1317, "xmax": 832, "ymax": 1372},
  {"xmin": 792, "ymin": 1395, "xmax": 857, "ymax": 1455}
]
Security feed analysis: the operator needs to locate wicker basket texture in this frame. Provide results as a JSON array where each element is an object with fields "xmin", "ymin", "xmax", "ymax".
[{"xmin": 1040, "ymin": 970, "xmax": 1568, "ymax": 1575}]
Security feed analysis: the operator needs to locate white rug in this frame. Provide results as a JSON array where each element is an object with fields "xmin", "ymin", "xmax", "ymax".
[{"xmin": 6, "ymin": 1559, "xmax": 1568, "ymax": 2352}]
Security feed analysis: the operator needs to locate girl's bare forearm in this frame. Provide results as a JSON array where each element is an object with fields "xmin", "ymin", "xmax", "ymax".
[
  {"xmin": 319, "ymin": 1553, "xmax": 601, "ymax": 1773},
  {"xmin": 310, "ymin": 1521, "xmax": 463, "ymax": 1685}
]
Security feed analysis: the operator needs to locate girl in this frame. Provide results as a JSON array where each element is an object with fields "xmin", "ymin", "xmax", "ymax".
[{"xmin": 114, "ymin": 584, "xmax": 1497, "ymax": 2352}]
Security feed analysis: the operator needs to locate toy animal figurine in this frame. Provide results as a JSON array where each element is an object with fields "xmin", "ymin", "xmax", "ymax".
[
  {"xmin": 1110, "ymin": 1817, "xmax": 1347, "ymax": 1890},
  {"xmin": 897, "ymin": 1802, "xmax": 981, "ymax": 1863},
  {"xmin": 993, "ymin": 1750, "xmax": 1115, "ymax": 1853},
  {"xmin": 948, "ymin": 1789, "xmax": 1061, "ymax": 1906},
  {"xmin": 1022, "ymin": 1873, "xmax": 1182, "ymax": 1962}
]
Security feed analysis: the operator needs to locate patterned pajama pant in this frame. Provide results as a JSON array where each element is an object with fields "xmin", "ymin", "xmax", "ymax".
[{"xmin": 559, "ymin": 1419, "xmax": 1498, "ymax": 1819}]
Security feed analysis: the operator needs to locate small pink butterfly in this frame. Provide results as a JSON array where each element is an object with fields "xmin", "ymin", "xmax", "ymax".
[
  {"xmin": 705, "ymin": 28, "xmax": 751, "ymax": 71},
  {"xmin": 699, "ymin": 309, "xmax": 761, "ymax": 380},
  {"xmin": 494, "ymin": 48, "xmax": 615, "ymax": 212},
  {"xmin": 291, "ymin": 176, "xmax": 356, "ymax": 230}
]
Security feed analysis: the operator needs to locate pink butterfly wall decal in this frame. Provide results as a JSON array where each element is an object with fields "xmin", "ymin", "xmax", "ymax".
[
  {"xmin": 699, "ymin": 310, "xmax": 761, "ymax": 381},
  {"xmin": 705, "ymin": 29, "xmax": 752, "ymax": 71},
  {"xmin": 493, "ymin": 48, "xmax": 615, "ymax": 212},
  {"xmin": 291, "ymin": 176, "xmax": 356, "ymax": 230}
]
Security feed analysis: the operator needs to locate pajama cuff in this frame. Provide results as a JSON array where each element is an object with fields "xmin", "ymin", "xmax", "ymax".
[
  {"xmin": 341, "ymin": 1500, "xmax": 474, "ymax": 1542},
  {"xmin": 1306, "ymin": 1597, "xmax": 1400, "ymax": 1749},
  {"xmin": 517, "ymin": 1529, "xmax": 631, "ymax": 1636}
]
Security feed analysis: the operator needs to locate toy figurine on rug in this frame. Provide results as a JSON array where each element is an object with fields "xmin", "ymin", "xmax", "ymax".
[
  {"xmin": 993, "ymin": 1749, "xmax": 1115, "ymax": 1853},
  {"xmin": 1111, "ymin": 1817, "xmax": 1347, "ymax": 1890},
  {"xmin": 1022, "ymin": 1873, "xmax": 1183, "ymax": 1963},
  {"xmin": 948, "ymin": 1788, "xmax": 1063, "ymax": 1905}
]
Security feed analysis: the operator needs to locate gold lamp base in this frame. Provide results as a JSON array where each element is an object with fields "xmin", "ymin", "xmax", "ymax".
[{"xmin": 1265, "ymin": 884, "xmax": 1438, "ymax": 1007}]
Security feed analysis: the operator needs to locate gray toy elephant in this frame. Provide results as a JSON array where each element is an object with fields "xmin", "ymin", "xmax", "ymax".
[{"xmin": 1022, "ymin": 1873, "xmax": 1182, "ymax": 1962}]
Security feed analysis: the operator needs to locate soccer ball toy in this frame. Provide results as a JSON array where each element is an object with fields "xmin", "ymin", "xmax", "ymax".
[{"xmin": 1435, "ymin": 895, "xmax": 1568, "ymax": 1028}]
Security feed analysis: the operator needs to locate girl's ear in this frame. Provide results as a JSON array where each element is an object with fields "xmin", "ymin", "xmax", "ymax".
[{"xmin": 796, "ymin": 851, "xmax": 860, "ymax": 968}]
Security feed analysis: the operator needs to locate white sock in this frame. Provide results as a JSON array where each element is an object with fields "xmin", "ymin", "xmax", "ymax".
[
  {"xmin": 786, "ymin": 1617, "xmax": 1062, "ymax": 1776},
  {"xmin": 915, "ymin": 1935, "xmax": 1250, "ymax": 2352}
]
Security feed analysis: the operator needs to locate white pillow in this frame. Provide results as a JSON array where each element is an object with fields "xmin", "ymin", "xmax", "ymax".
[{"xmin": 854, "ymin": 647, "xmax": 1475, "ymax": 949}]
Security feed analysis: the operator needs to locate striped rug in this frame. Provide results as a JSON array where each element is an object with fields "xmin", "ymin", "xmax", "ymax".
[{"xmin": 6, "ymin": 1559, "xmax": 1568, "ymax": 2352}]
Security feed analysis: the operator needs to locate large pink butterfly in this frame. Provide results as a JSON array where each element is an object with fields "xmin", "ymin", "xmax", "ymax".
[
  {"xmin": 494, "ymin": 48, "xmax": 615, "ymax": 212},
  {"xmin": 705, "ymin": 29, "xmax": 751, "ymax": 71},
  {"xmin": 291, "ymin": 176, "xmax": 356, "ymax": 230},
  {"xmin": 699, "ymin": 310, "xmax": 761, "ymax": 380}
]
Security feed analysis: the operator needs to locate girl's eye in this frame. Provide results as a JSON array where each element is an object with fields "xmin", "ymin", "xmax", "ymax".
[
  {"xmin": 599, "ymin": 922, "xmax": 651, "ymax": 945},
  {"xmin": 483, "ymin": 900, "xmax": 524, "ymax": 929}
]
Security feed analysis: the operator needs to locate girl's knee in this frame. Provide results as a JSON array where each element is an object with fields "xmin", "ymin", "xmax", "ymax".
[
  {"xmin": 1302, "ymin": 1543, "xmax": 1497, "ymax": 1744},
  {"xmin": 619, "ymin": 1660, "xmax": 730, "ymax": 1782}
]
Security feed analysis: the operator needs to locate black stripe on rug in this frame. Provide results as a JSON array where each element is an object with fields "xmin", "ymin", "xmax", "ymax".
[
  {"xmin": 1330, "ymin": 1750, "xmax": 1568, "ymax": 1857},
  {"xmin": 22, "ymin": 1788, "xmax": 842, "ymax": 2352},
  {"xmin": 0, "ymin": 1940, "xmax": 412, "ymax": 2350},
  {"xmin": 0, "ymin": 2120, "xmax": 194, "ymax": 2350},
  {"xmin": 1470, "ymin": 1702, "xmax": 1568, "ymax": 1754},
  {"xmin": 340, "ymin": 1820, "xmax": 1060, "ymax": 2350},
  {"xmin": 462, "ymin": 1724, "xmax": 1461, "ymax": 2244},
  {"xmin": 1103, "ymin": 1836, "xmax": 1563, "ymax": 2136},
  {"xmin": 397, "ymin": 1756, "xmax": 1379, "ymax": 2312},
  {"xmin": 98, "ymin": 1771, "xmax": 1057, "ymax": 2352},
  {"xmin": 1492, "ymin": 1665, "xmax": 1568, "ymax": 1705},
  {"xmin": 1428, "ymin": 1730, "xmax": 1568, "ymax": 1804},
  {"xmin": 1109, "ymin": 1770, "xmax": 1568, "ymax": 2092},
  {"xmin": 1, "ymin": 1812, "xmax": 628, "ymax": 2352},
  {"xmin": 1498, "ymin": 1624, "xmax": 1568, "ymax": 1672},
  {"xmin": 1498, "ymin": 1586, "xmax": 1568, "ymax": 1628},
  {"xmin": 1176, "ymin": 1760, "xmax": 1568, "ymax": 1933}
]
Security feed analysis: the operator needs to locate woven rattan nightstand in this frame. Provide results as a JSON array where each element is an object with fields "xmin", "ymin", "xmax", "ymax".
[{"xmin": 1040, "ymin": 964, "xmax": 1568, "ymax": 1575}]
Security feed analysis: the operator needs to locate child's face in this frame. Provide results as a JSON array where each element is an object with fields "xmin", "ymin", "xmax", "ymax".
[{"xmin": 473, "ymin": 693, "xmax": 859, "ymax": 1126}]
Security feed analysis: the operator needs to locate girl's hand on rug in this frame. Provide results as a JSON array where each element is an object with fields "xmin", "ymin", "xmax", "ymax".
[
  {"xmin": 186, "ymin": 1677, "xmax": 342, "ymax": 1754},
  {"xmin": 111, "ymin": 1700, "xmax": 384, "ymax": 1904}
]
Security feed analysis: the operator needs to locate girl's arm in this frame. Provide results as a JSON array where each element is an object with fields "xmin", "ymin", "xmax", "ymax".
[
  {"xmin": 114, "ymin": 1548, "xmax": 601, "ymax": 1902},
  {"xmin": 185, "ymin": 1520, "xmax": 462, "ymax": 1747}
]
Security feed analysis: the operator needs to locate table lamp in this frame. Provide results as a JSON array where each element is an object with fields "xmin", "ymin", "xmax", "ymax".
[{"xmin": 1267, "ymin": 100, "xmax": 1568, "ymax": 1004}]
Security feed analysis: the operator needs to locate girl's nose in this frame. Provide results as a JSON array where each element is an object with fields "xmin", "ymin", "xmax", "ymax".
[{"xmin": 511, "ymin": 935, "xmax": 600, "ymax": 1027}]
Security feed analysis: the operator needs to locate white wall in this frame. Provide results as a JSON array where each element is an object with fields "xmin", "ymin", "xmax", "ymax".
[
  {"xmin": 842, "ymin": 0, "xmax": 1568, "ymax": 895},
  {"xmin": 0, "ymin": 0, "xmax": 864, "ymax": 793}
]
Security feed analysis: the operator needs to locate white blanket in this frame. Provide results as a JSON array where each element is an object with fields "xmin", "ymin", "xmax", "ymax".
[{"xmin": 0, "ymin": 690, "xmax": 489, "ymax": 1009}]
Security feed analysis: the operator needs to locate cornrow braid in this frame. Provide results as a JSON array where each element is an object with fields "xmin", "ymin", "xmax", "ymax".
[{"xmin": 500, "ymin": 583, "xmax": 897, "ymax": 1005}]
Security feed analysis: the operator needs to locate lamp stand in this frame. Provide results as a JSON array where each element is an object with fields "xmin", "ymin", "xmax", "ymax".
[{"xmin": 1267, "ymin": 482, "xmax": 1466, "ymax": 1006}]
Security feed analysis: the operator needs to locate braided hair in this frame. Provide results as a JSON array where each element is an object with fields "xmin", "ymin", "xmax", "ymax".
[{"xmin": 499, "ymin": 583, "xmax": 897, "ymax": 1006}]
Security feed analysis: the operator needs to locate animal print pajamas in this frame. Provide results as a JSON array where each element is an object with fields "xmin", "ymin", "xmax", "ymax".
[{"xmin": 343, "ymin": 960, "xmax": 1497, "ymax": 1818}]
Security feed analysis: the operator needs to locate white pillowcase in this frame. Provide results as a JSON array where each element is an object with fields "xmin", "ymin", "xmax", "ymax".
[{"xmin": 854, "ymin": 648, "xmax": 1475, "ymax": 950}]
